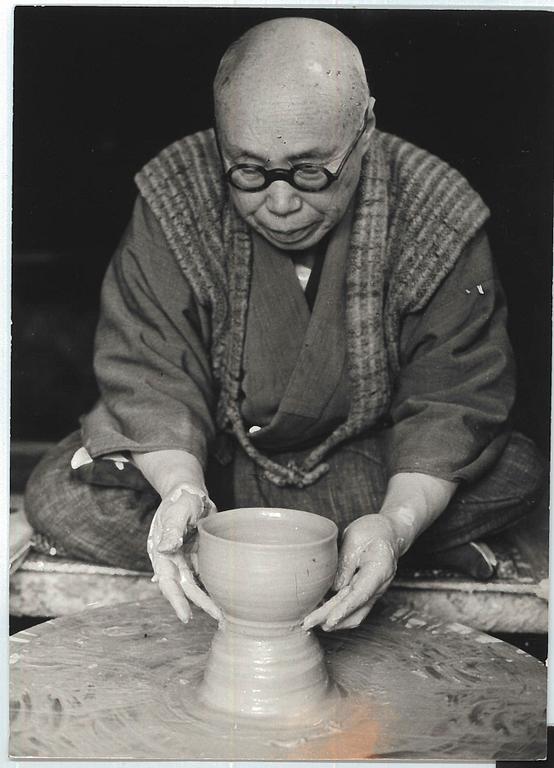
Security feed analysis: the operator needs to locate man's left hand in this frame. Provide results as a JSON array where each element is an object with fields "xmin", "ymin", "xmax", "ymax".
[{"xmin": 302, "ymin": 514, "xmax": 399, "ymax": 632}]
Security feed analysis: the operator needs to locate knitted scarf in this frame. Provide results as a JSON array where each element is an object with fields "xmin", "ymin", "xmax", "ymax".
[{"xmin": 135, "ymin": 128, "xmax": 489, "ymax": 487}]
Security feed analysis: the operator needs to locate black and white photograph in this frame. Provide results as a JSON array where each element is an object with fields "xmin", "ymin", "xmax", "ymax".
[{"xmin": 8, "ymin": 4, "xmax": 553, "ymax": 762}]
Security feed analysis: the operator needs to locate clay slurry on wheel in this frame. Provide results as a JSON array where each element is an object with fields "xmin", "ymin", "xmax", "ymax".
[{"xmin": 9, "ymin": 595, "xmax": 546, "ymax": 759}]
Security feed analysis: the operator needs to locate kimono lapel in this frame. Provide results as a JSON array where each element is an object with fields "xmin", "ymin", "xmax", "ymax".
[
  {"xmin": 275, "ymin": 202, "xmax": 353, "ymax": 420},
  {"xmin": 241, "ymin": 205, "xmax": 353, "ymax": 428},
  {"xmin": 240, "ymin": 232, "xmax": 311, "ymax": 426}
]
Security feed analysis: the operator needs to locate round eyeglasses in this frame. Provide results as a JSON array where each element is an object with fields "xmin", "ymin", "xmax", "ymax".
[{"xmin": 222, "ymin": 107, "xmax": 370, "ymax": 193}]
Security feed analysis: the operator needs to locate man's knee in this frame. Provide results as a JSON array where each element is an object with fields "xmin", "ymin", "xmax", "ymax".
[
  {"xmin": 413, "ymin": 431, "xmax": 546, "ymax": 553},
  {"xmin": 502, "ymin": 431, "xmax": 547, "ymax": 506},
  {"xmin": 24, "ymin": 432, "xmax": 155, "ymax": 570},
  {"xmin": 24, "ymin": 431, "xmax": 83, "ymax": 538},
  {"xmin": 469, "ymin": 431, "xmax": 547, "ymax": 510}
]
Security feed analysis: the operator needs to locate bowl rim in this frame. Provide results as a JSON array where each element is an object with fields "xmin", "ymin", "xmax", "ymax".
[{"xmin": 197, "ymin": 507, "xmax": 338, "ymax": 549}]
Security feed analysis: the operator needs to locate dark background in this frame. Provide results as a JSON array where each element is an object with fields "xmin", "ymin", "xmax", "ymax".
[{"xmin": 11, "ymin": 6, "xmax": 553, "ymax": 455}]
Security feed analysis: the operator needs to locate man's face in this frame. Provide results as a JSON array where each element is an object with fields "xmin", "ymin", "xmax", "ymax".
[{"xmin": 217, "ymin": 91, "xmax": 371, "ymax": 251}]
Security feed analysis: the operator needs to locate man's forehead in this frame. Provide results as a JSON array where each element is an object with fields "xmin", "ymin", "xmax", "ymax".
[
  {"xmin": 220, "ymin": 61, "xmax": 364, "ymax": 114},
  {"xmin": 219, "ymin": 78, "xmax": 357, "ymax": 131},
  {"xmin": 219, "ymin": 101, "xmax": 350, "ymax": 162}
]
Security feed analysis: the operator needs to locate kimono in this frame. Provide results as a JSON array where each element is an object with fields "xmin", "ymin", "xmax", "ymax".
[
  {"xmin": 24, "ymin": 128, "xmax": 543, "ymax": 571},
  {"xmin": 81, "ymin": 192, "xmax": 514, "ymax": 486}
]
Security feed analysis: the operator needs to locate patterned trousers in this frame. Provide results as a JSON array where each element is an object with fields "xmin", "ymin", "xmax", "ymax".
[{"xmin": 24, "ymin": 430, "xmax": 545, "ymax": 572}]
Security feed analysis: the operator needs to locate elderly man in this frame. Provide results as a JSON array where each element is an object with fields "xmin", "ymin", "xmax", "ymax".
[{"xmin": 26, "ymin": 18, "xmax": 543, "ymax": 631}]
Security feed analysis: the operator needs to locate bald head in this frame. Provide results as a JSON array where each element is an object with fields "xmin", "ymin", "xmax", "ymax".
[
  {"xmin": 214, "ymin": 19, "xmax": 375, "ymax": 252},
  {"xmin": 214, "ymin": 18, "xmax": 370, "ymax": 132}
]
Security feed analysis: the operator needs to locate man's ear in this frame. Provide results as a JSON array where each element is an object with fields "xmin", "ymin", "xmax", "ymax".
[
  {"xmin": 359, "ymin": 96, "xmax": 377, "ymax": 153},
  {"xmin": 360, "ymin": 115, "xmax": 376, "ymax": 154}
]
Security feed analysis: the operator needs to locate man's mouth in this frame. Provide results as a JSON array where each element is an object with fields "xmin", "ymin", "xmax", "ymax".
[{"xmin": 263, "ymin": 222, "xmax": 316, "ymax": 243}]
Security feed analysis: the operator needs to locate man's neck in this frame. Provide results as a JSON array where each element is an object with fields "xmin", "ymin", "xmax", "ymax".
[
  {"xmin": 289, "ymin": 231, "xmax": 332, "ymax": 270},
  {"xmin": 290, "ymin": 247, "xmax": 317, "ymax": 271}
]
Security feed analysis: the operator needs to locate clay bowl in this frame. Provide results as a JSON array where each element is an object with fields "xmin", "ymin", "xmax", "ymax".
[
  {"xmin": 197, "ymin": 507, "xmax": 338, "ymax": 625},
  {"xmin": 196, "ymin": 508, "xmax": 339, "ymax": 721}
]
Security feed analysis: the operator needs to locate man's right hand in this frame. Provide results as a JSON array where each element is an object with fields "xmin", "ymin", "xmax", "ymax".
[{"xmin": 147, "ymin": 484, "xmax": 223, "ymax": 624}]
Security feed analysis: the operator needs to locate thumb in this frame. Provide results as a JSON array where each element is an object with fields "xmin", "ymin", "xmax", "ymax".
[
  {"xmin": 157, "ymin": 529, "xmax": 184, "ymax": 554},
  {"xmin": 333, "ymin": 547, "xmax": 358, "ymax": 591},
  {"xmin": 157, "ymin": 496, "xmax": 200, "ymax": 553}
]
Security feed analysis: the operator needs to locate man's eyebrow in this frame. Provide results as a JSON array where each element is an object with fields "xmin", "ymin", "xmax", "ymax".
[
  {"xmin": 223, "ymin": 142, "xmax": 266, "ymax": 162},
  {"xmin": 286, "ymin": 147, "xmax": 333, "ymax": 163}
]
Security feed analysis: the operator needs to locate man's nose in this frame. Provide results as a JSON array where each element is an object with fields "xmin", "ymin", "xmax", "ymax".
[{"xmin": 264, "ymin": 181, "xmax": 302, "ymax": 216}]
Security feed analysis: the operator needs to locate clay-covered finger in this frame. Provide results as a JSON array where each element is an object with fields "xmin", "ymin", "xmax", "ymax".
[
  {"xmin": 147, "ymin": 514, "xmax": 159, "ymax": 564},
  {"xmin": 333, "ymin": 548, "xmax": 358, "ymax": 591},
  {"xmin": 302, "ymin": 586, "xmax": 353, "ymax": 630},
  {"xmin": 189, "ymin": 551, "xmax": 199, "ymax": 575},
  {"xmin": 325, "ymin": 601, "xmax": 374, "ymax": 631},
  {"xmin": 322, "ymin": 572, "xmax": 382, "ymax": 629},
  {"xmin": 325, "ymin": 570, "xmax": 394, "ymax": 630},
  {"xmin": 154, "ymin": 556, "xmax": 191, "ymax": 621},
  {"xmin": 205, "ymin": 497, "xmax": 218, "ymax": 517},
  {"xmin": 180, "ymin": 579, "xmax": 222, "ymax": 622},
  {"xmin": 157, "ymin": 575, "xmax": 192, "ymax": 624},
  {"xmin": 173, "ymin": 553, "xmax": 223, "ymax": 622},
  {"xmin": 157, "ymin": 496, "xmax": 202, "ymax": 554}
]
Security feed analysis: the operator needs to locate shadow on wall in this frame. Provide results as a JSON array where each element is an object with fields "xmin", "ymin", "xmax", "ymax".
[
  {"xmin": 11, "ymin": 299, "xmax": 99, "ymax": 441},
  {"xmin": 11, "ymin": 255, "xmax": 100, "ymax": 441}
]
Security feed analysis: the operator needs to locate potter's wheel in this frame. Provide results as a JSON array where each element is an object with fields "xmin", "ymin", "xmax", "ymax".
[{"xmin": 9, "ymin": 595, "xmax": 545, "ymax": 760}]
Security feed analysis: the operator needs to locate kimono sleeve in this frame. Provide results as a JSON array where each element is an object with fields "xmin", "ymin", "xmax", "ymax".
[
  {"xmin": 80, "ymin": 196, "xmax": 216, "ymax": 467},
  {"xmin": 385, "ymin": 230, "xmax": 515, "ymax": 484}
]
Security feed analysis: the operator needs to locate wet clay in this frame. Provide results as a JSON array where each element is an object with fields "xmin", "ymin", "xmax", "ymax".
[
  {"xmin": 196, "ymin": 508, "xmax": 338, "ymax": 720},
  {"xmin": 9, "ymin": 596, "xmax": 546, "ymax": 760}
]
